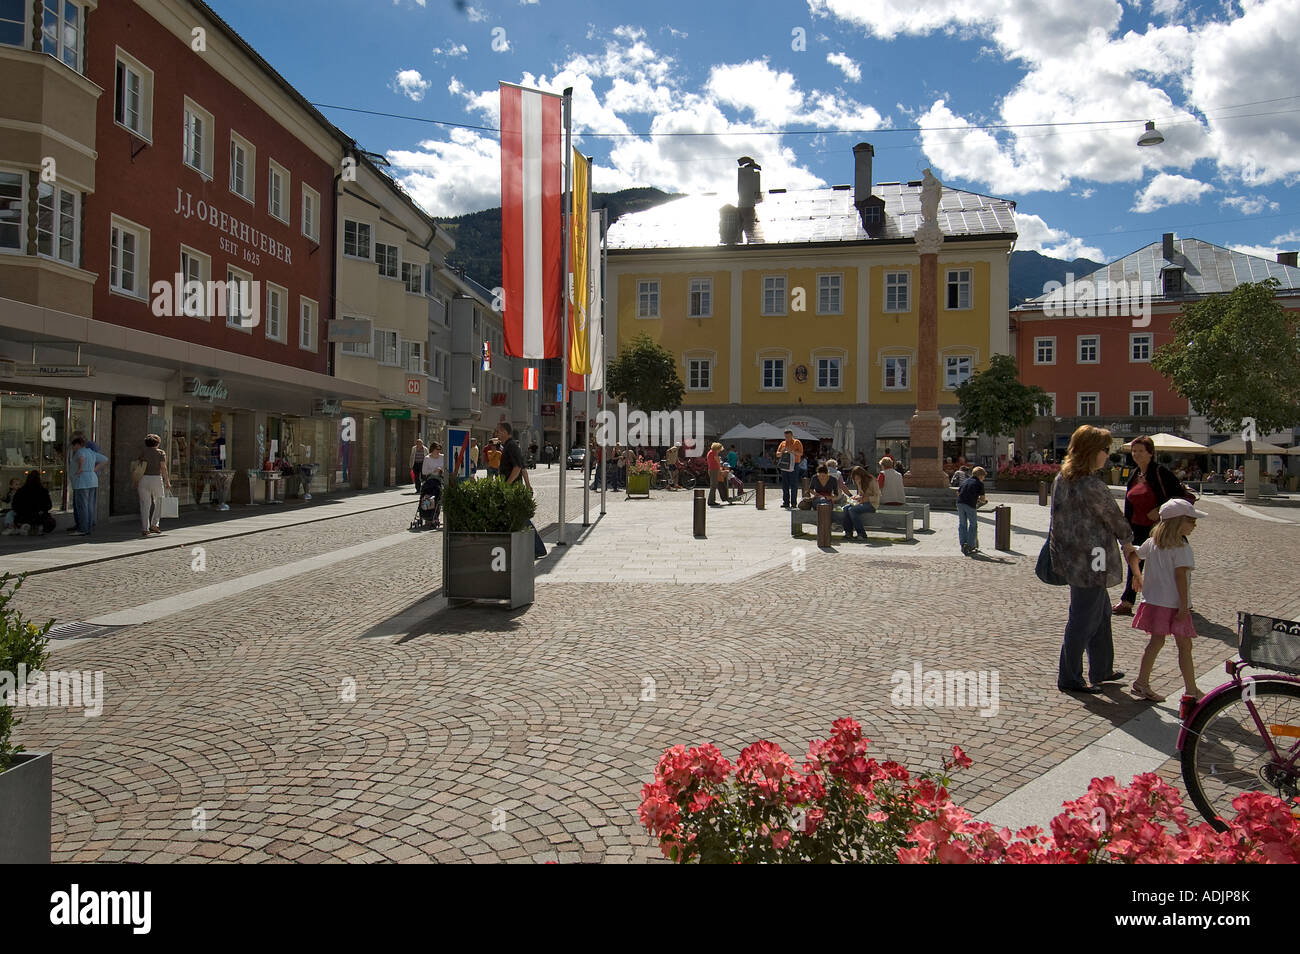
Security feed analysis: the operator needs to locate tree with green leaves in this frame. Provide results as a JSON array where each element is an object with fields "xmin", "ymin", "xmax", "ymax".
[
  {"xmin": 954, "ymin": 354, "xmax": 1053, "ymax": 445},
  {"xmin": 1151, "ymin": 278, "xmax": 1300, "ymax": 452},
  {"xmin": 605, "ymin": 332, "xmax": 685, "ymax": 413}
]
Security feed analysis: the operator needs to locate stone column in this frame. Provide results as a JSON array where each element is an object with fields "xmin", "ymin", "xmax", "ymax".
[{"xmin": 908, "ymin": 221, "xmax": 948, "ymax": 488}]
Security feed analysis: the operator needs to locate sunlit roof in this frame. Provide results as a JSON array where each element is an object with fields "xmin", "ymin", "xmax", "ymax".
[{"xmin": 607, "ymin": 183, "xmax": 1017, "ymax": 250}]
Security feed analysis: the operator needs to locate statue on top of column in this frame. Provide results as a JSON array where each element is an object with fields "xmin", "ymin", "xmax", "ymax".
[{"xmin": 920, "ymin": 168, "xmax": 942, "ymax": 226}]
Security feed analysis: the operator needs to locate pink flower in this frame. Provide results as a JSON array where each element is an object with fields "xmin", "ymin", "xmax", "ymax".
[{"xmin": 771, "ymin": 830, "xmax": 792, "ymax": 850}]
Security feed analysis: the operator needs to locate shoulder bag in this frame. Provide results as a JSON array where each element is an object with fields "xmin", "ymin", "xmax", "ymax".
[{"xmin": 1036, "ymin": 477, "xmax": 1067, "ymax": 586}]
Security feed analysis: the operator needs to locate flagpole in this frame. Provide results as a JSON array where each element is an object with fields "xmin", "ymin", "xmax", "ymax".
[
  {"xmin": 582, "ymin": 154, "xmax": 594, "ymax": 527},
  {"xmin": 557, "ymin": 87, "xmax": 573, "ymax": 547},
  {"xmin": 599, "ymin": 205, "xmax": 608, "ymax": 517}
]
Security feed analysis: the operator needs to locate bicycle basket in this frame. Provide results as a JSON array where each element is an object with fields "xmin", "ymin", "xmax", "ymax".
[{"xmin": 1238, "ymin": 613, "xmax": 1300, "ymax": 675}]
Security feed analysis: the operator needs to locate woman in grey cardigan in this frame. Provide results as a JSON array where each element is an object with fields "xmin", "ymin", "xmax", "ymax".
[{"xmin": 1050, "ymin": 425, "xmax": 1143, "ymax": 694}]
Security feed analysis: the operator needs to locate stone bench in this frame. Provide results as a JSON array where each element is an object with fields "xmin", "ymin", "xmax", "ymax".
[
  {"xmin": 789, "ymin": 506, "xmax": 914, "ymax": 540},
  {"xmin": 1193, "ymin": 482, "xmax": 1277, "ymax": 496},
  {"xmin": 879, "ymin": 501, "xmax": 931, "ymax": 531}
]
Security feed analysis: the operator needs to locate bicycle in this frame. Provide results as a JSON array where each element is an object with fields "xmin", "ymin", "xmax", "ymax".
[{"xmin": 1178, "ymin": 612, "xmax": 1300, "ymax": 830}]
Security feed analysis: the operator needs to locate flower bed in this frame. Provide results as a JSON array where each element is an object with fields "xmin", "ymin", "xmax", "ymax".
[
  {"xmin": 638, "ymin": 717, "xmax": 1300, "ymax": 863},
  {"xmin": 995, "ymin": 463, "xmax": 1059, "ymax": 483}
]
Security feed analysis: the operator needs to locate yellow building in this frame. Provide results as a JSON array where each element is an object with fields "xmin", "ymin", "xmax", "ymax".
[{"xmin": 605, "ymin": 145, "xmax": 1016, "ymax": 463}]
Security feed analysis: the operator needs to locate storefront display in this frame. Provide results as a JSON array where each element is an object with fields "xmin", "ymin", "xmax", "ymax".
[
  {"xmin": 0, "ymin": 391, "xmax": 109, "ymax": 513},
  {"xmin": 168, "ymin": 407, "xmax": 234, "ymax": 508}
]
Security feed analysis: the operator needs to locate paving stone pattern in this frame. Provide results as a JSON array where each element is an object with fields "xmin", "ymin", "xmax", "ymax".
[{"xmin": 10, "ymin": 469, "xmax": 1299, "ymax": 862}]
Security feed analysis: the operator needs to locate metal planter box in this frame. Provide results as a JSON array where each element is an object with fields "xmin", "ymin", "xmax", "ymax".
[
  {"xmin": 626, "ymin": 472, "xmax": 652, "ymax": 498},
  {"xmin": 0, "ymin": 751, "xmax": 51, "ymax": 863},
  {"xmin": 444, "ymin": 530, "xmax": 535, "ymax": 608}
]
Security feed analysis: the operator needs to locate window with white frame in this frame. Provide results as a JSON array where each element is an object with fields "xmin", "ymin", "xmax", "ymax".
[
  {"xmin": 229, "ymin": 133, "xmax": 255, "ymax": 202},
  {"xmin": 179, "ymin": 246, "xmax": 210, "ymax": 319},
  {"xmin": 1077, "ymin": 392, "xmax": 1099, "ymax": 416},
  {"xmin": 36, "ymin": 181, "xmax": 78, "ymax": 265},
  {"xmin": 761, "ymin": 357, "xmax": 785, "ymax": 390},
  {"xmin": 264, "ymin": 283, "xmax": 286, "ymax": 342},
  {"xmin": 762, "ymin": 276, "xmax": 786, "ymax": 315},
  {"xmin": 113, "ymin": 50, "xmax": 153, "ymax": 140},
  {"xmin": 1130, "ymin": 333, "xmax": 1152, "ymax": 362},
  {"xmin": 637, "ymin": 279, "xmax": 659, "ymax": 318},
  {"xmin": 299, "ymin": 297, "xmax": 317, "ymax": 351},
  {"xmin": 401, "ymin": 261, "xmax": 422, "ymax": 294},
  {"xmin": 0, "ymin": 2, "xmax": 26, "ymax": 49},
  {"xmin": 339, "ymin": 318, "xmax": 371, "ymax": 356},
  {"xmin": 43, "ymin": 1, "xmax": 84, "ymax": 72},
  {"xmin": 375, "ymin": 242, "xmax": 399, "ymax": 279},
  {"xmin": 945, "ymin": 355, "xmax": 973, "ymax": 390},
  {"xmin": 688, "ymin": 278, "xmax": 712, "ymax": 317},
  {"xmin": 373, "ymin": 328, "xmax": 399, "ymax": 366},
  {"xmin": 0, "ymin": 169, "xmax": 22, "ymax": 251},
  {"xmin": 817, "ymin": 274, "xmax": 842, "ymax": 314},
  {"xmin": 816, "ymin": 357, "xmax": 842, "ymax": 390},
  {"xmin": 1077, "ymin": 334, "xmax": 1099, "ymax": 364},
  {"xmin": 946, "ymin": 269, "xmax": 972, "ymax": 309},
  {"xmin": 402, "ymin": 339, "xmax": 424, "ymax": 373},
  {"xmin": 109, "ymin": 216, "xmax": 147, "ymax": 297},
  {"xmin": 687, "ymin": 358, "xmax": 712, "ymax": 391},
  {"xmin": 182, "ymin": 98, "xmax": 213, "ymax": 177},
  {"xmin": 1043, "ymin": 393, "xmax": 1056, "ymax": 416},
  {"xmin": 343, "ymin": 219, "xmax": 371, "ymax": 260},
  {"xmin": 884, "ymin": 271, "xmax": 910, "ymax": 312},
  {"xmin": 883, "ymin": 355, "xmax": 910, "ymax": 390},
  {"xmin": 1034, "ymin": 336, "xmax": 1055, "ymax": 365},
  {"xmin": 225, "ymin": 265, "xmax": 253, "ymax": 329},
  {"xmin": 1130, "ymin": 391, "xmax": 1152, "ymax": 416},
  {"xmin": 301, "ymin": 184, "xmax": 320, "ymax": 242},
  {"xmin": 267, "ymin": 160, "xmax": 288, "ymax": 223}
]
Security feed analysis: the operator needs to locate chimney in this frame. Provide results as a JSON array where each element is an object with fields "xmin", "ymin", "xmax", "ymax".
[
  {"xmin": 1162, "ymin": 232, "xmax": 1176, "ymax": 261},
  {"xmin": 1278, "ymin": 251, "xmax": 1298, "ymax": 268},
  {"xmin": 853, "ymin": 142, "xmax": 874, "ymax": 207},
  {"xmin": 737, "ymin": 157, "xmax": 761, "ymax": 211},
  {"xmin": 719, "ymin": 204, "xmax": 741, "ymax": 245}
]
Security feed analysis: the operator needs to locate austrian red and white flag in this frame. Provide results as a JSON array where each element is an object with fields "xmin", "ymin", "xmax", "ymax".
[
  {"xmin": 523, "ymin": 366, "xmax": 539, "ymax": 390},
  {"xmin": 500, "ymin": 82, "xmax": 563, "ymax": 359}
]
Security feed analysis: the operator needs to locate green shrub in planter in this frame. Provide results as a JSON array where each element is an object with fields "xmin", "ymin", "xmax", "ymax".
[
  {"xmin": 0, "ymin": 574, "xmax": 52, "ymax": 773},
  {"xmin": 442, "ymin": 477, "xmax": 536, "ymax": 533}
]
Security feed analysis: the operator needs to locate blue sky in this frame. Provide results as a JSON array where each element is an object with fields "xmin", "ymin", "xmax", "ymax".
[{"xmin": 215, "ymin": 0, "xmax": 1299, "ymax": 265}]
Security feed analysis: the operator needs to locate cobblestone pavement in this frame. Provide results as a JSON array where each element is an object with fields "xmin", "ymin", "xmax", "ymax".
[{"xmin": 8, "ymin": 468, "xmax": 1299, "ymax": 862}]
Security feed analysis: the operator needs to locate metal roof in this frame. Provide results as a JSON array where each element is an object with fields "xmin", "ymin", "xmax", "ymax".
[
  {"xmin": 1017, "ymin": 237, "xmax": 1300, "ymax": 310},
  {"xmin": 606, "ymin": 182, "xmax": 1017, "ymax": 251}
]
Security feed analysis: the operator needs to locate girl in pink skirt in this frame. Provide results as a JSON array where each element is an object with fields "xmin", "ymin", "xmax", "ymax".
[{"xmin": 1130, "ymin": 498, "xmax": 1207, "ymax": 703}]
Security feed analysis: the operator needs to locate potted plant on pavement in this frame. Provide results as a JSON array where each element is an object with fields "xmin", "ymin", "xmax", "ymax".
[
  {"xmin": 626, "ymin": 457, "xmax": 658, "ymax": 499},
  {"xmin": 0, "ymin": 572, "xmax": 53, "ymax": 863},
  {"xmin": 442, "ymin": 478, "xmax": 537, "ymax": 608}
]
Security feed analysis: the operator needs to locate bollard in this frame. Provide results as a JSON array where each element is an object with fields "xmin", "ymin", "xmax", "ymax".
[
  {"xmin": 756, "ymin": 481, "xmax": 765, "ymax": 510},
  {"xmin": 994, "ymin": 504, "xmax": 1011, "ymax": 551},
  {"xmin": 816, "ymin": 504, "xmax": 832, "ymax": 548},
  {"xmin": 1038, "ymin": 481, "xmax": 1049, "ymax": 506},
  {"xmin": 801, "ymin": 476, "xmax": 810, "ymax": 497},
  {"xmin": 693, "ymin": 487, "xmax": 706, "ymax": 538}
]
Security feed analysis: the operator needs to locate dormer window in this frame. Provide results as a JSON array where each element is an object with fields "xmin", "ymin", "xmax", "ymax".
[{"xmin": 1162, "ymin": 267, "xmax": 1184, "ymax": 298}]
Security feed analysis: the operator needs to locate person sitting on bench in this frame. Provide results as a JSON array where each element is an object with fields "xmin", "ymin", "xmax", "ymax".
[{"xmin": 11, "ymin": 470, "xmax": 56, "ymax": 535}]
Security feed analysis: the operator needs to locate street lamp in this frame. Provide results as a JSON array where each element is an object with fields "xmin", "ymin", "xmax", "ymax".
[{"xmin": 1137, "ymin": 121, "xmax": 1165, "ymax": 147}]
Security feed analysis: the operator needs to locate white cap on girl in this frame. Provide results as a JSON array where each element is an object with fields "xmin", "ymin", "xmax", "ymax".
[{"xmin": 1160, "ymin": 498, "xmax": 1207, "ymax": 520}]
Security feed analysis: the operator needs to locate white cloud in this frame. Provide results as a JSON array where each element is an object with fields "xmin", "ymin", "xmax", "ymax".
[
  {"xmin": 465, "ymin": 5, "xmax": 488, "ymax": 21},
  {"xmin": 399, "ymin": 32, "xmax": 889, "ymax": 214},
  {"xmin": 1131, "ymin": 173, "xmax": 1213, "ymax": 213},
  {"xmin": 826, "ymin": 52, "xmax": 861, "ymax": 82},
  {"xmin": 810, "ymin": 0, "xmax": 1300, "ymax": 193},
  {"xmin": 1228, "ymin": 243, "xmax": 1286, "ymax": 260},
  {"xmin": 1220, "ymin": 194, "xmax": 1280, "ymax": 216},
  {"xmin": 432, "ymin": 42, "xmax": 468, "ymax": 58},
  {"xmin": 1014, "ymin": 212, "xmax": 1104, "ymax": 260},
  {"xmin": 391, "ymin": 69, "xmax": 431, "ymax": 102}
]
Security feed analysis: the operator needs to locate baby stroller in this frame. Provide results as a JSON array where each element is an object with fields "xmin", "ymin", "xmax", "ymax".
[{"xmin": 410, "ymin": 474, "xmax": 442, "ymax": 531}]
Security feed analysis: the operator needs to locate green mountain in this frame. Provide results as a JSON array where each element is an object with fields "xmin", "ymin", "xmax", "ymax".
[
  {"xmin": 439, "ymin": 191, "xmax": 1105, "ymax": 305},
  {"xmin": 435, "ymin": 187, "xmax": 680, "ymax": 290}
]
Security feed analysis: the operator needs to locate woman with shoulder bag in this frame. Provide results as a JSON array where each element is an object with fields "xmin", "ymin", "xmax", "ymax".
[
  {"xmin": 1051, "ymin": 425, "xmax": 1144, "ymax": 694},
  {"xmin": 1114, "ymin": 436, "xmax": 1187, "ymax": 617},
  {"xmin": 137, "ymin": 434, "xmax": 171, "ymax": 538}
]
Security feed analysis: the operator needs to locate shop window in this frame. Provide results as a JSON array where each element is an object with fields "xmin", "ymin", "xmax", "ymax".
[{"xmin": 0, "ymin": 392, "xmax": 69, "ymax": 509}]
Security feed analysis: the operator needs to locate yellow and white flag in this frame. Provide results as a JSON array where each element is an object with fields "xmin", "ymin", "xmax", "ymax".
[{"xmin": 568, "ymin": 149, "xmax": 591, "ymax": 376}]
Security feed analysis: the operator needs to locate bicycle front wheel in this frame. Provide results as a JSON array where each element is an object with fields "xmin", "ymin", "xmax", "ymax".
[{"xmin": 1181, "ymin": 680, "xmax": 1300, "ymax": 830}]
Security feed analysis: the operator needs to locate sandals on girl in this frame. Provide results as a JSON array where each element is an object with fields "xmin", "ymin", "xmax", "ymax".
[{"xmin": 1130, "ymin": 681, "xmax": 1166, "ymax": 702}]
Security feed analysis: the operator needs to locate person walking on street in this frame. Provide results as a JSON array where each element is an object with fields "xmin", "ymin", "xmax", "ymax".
[
  {"xmin": 496, "ymin": 421, "xmax": 546, "ymax": 559},
  {"xmin": 956, "ymin": 466, "xmax": 987, "ymax": 555},
  {"xmin": 1051, "ymin": 425, "xmax": 1142, "ymax": 694},
  {"xmin": 776, "ymin": 429, "xmax": 803, "ymax": 508},
  {"xmin": 409, "ymin": 438, "xmax": 427, "ymax": 489},
  {"xmin": 484, "ymin": 439, "xmax": 502, "ymax": 478},
  {"xmin": 470, "ymin": 439, "xmax": 480, "ymax": 476},
  {"xmin": 137, "ymin": 434, "xmax": 171, "ymax": 538},
  {"xmin": 421, "ymin": 441, "xmax": 445, "ymax": 529},
  {"xmin": 1114, "ymin": 435, "xmax": 1185, "ymax": 617},
  {"xmin": 69, "ymin": 435, "xmax": 108, "ymax": 535},
  {"xmin": 707, "ymin": 442, "xmax": 726, "ymax": 506},
  {"xmin": 665, "ymin": 442, "xmax": 679, "ymax": 490}
]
